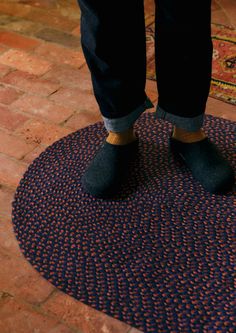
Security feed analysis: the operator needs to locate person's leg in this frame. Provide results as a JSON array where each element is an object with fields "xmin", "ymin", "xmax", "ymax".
[
  {"xmin": 77, "ymin": 0, "xmax": 153, "ymax": 140},
  {"xmin": 77, "ymin": 0, "xmax": 152, "ymax": 197},
  {"xmin": 154, "ymin": 0, "xmax": 234, "ymax": 193},
  {"xmin": 154, "ymin": 0, "xmax": 212, "ymax": 133}
]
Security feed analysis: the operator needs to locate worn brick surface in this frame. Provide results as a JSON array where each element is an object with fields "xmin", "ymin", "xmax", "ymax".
[
  {"xmin": 0, "ymin": 253, "xmax": 55, "ymax": 305},
  {"xmin": 0, "ymin": 63, "xmax": 11, "ymax": 77},
  {"xmin": 0, "ymin": 3, "xmax": 32, "ymax": 20},
  {"xmin": 0, "ymin": 105, "xmax": 29, "ymax": 131},
  {"xmin": 0, "ymin": 30, "xmax": 41, "ymax": 51},
  {"xmin": 15, "ymin": 118, "xmax": 73, "ymax": 145},
  {"xmin": 0, "ymin": 153, "xmax": 28, "ymax": 188},
  {"xmin": 20, "ymin": 0, "xmax": 58, "ymax": 9},
  {"xmin": 35, "ymin": 28, "xmax": 81, "ymax": 48},
  {"xmin": 11, "ymin": 95, "xmax": 73, "ymax": 123},
  {"xmin": 0, "ymin": 44, "xmax": 7, "ymax": 54},
  {"xmin": 71, "ymin": 24, "xmax": 81, "ymax": 37},
  {"xmin": 0, "ymin": 129, "xmax": 36, "ymax": 159},
  {"xmin": 43, "ymin": 65, "xmax": 93, "ymax": 91},
  {"xmin": 50, "ymin": 87, "xmax": 99, "ymax": 112},
  {"xmin": 35, "ymin": 42, "xmax": 85, "ymax": 68},
  {"xmin": 26, "ymin": 7, "xmax": 79, "ymax": 32},
  {"xmin": 0, "ymin": 14, "xmax": 19, "ymax": 26},
  {"xmin": 65, "ymin": 110, "xmax": 102, "ymax": 130},
  {"xmin": 0, "ymin": 84, "xmax": 22, "ymax": 105},
  {"xmin": 0, "ymin": 49, "xmax": 52, "ymax": 75},
  {"xmin": 41, "ymin": 291, "xmax": 131, "ymax": 333},
  {"xmin": 0, "ymin": 186, "xmax": 15, "ymax": 217},
  {"xmin": 3, "ymin": 19, "xmax": 44, "ymax": 36},
  {"xmin": 0, "ymin": 216, "xmax": 22, "ymax": 257},
  {"xmin": 22, "ymin": 144, "xmax": 47, "ymax": 164},
  {"xmin": 206, "ymin": 96, "xmax": 236, "ymax": 122},
  {"xmin": 2, "ymin": 70, "xmax": 60, "ymax": 96},
  {"xmin": 0, "ymin": 297, "xmax": 70, "ymax": 333}
]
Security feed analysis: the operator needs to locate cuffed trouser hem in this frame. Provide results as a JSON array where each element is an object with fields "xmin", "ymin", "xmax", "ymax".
[
  {"xmin": 155, "ymin": 105, "xmax": 205, "ymax": 131},
  {"xmin": 102, "ymin": 97, "xmax": 154, "ymax": 132}
]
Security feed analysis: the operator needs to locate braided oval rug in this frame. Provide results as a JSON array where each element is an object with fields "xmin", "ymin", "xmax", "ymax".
[{"xmin": 12, "ymin": 113, "xmax": 235, "ymax": 333}]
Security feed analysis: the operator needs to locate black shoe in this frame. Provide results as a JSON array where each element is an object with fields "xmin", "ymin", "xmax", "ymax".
[
  {"xmin": 81, "ymin": 138, "xmax": 139, "ymax": 198},
  {"xmin": 169, "ymin": 136, "xmax": 235, "ymax": 194}
]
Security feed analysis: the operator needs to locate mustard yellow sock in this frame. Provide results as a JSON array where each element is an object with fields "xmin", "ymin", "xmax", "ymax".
[
  {"xmin": 172, "ymin": 126, "xmax": 206, "ymax": 143},
  {"xmin": 106, "ymin": 127, "xmax": 137, "ymax": 145}
]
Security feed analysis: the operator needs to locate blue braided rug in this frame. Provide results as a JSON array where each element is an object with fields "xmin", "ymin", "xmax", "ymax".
[{"xmin": 12, "ymin": 113, "xmax": 235, "ymax": 333}]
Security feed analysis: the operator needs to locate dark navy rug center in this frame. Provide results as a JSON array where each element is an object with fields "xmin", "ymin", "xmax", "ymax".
[{"xmin": 12, "ymin": 113, "xmax": 235, "ymax": 333}]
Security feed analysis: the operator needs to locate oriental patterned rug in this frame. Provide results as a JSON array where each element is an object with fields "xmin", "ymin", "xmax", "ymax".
[{"xmin": 146, "ymin": 22, "xmax": 236, "ymax": 106}]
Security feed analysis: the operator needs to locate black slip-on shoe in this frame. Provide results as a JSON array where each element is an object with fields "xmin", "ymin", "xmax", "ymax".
[
  {"xmin": 81, "ymin": 138, "xmax": 139, "ymax": 198},
  {"xmin": 169, "ymin": 136, "xmax": 235, "ymax": 194}
]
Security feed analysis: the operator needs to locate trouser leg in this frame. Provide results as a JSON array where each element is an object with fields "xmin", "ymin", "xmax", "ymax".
[
  {"xmin": 77, "ymin": 0, "xmax": 153, "ymax": 132},
  {"xmin": 154, "ymin": 0, "xmax": 213, "ymax": 131}
]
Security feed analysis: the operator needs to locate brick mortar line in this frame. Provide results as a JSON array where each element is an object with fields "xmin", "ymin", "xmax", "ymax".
[
  {"xmin": 0, "ymin": 40, "xmax": 85, "ymax": 76},
  {"xmin": 37, "ymin": 289, "xmax": 129, "ymax": 333},
  {"xmin": 7, "ymin": 110, "xmax": 78, "ymax": 131},
  {"xmin": 0, "ymin": 288, "xmax": 83, "ymax": 333},
  {"xmin": 0, "ymin": 80, "xmax": 62, "ymax": 97}
]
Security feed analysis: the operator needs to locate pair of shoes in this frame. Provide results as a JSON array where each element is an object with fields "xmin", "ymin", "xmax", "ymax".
[{"xmin": 82, "ymin": 135, "xmax": 235, "ymax": 198}]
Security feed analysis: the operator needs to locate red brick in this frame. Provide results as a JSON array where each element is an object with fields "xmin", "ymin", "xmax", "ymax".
[
  {"xmin": 50, "ymin": 87, "xmax": 99, "ymax": 112},
  {"xmin": 0, "ymin": 49, "xmax": 52, "ymax": 75},
  {"xmin": 0, "ymin": 105, "xmax": 29, "ymax": 131},
  {"xmin": 0, "ymin": 216, "xmax": 22, "ymax": 257},
  {"xmin": 0, "ymin": 3, "xmax": 31, "ymax": 19},
  {"xmin": 0, "ymin": 297, "xmax": 64, "ymax": 332},
  {"xmin": 4, "ymin": 19, "xmax": 44, "ymax": 36},
  {"xmin": 0, "ymin": 31, "xmax": 41, "ymax": 51},
  {"xmin": 18, "ymin": 0, "xmax": 58, "ymax": 9},
  {"xmin": 0, "ymin": 153, "xmax": 28, "ymax": 188},
  {"xmin": 0, "ymin": 186, "xmax": 15, "ymax": 217},
  {"xmin": 211, "ymin": 9, "xmax": 231, "ymax": 25},
  {"xmin": 65, "ymin": 110, "xmax": 102, "ymax": 130},
  {"xmin": 206, "ymin": 96, "xmax": 236, "ymax": 122},
  {"xmin": 26, "ymin": 7, "xmax": 78, "ymax": 32},
  {"xmin": 35, "ymin": 28, "xmax": 80, "ymax": 49},
  {"xmin": 146, "ymin": 79, "xmax": 158, "ymax": 94},
  {"xmin": 43, "ymin": 65, "xmax": 93, "ymax": 91},
  {"xmin": 0, "ymin": 45, "xmax": 7, "ymax": 54},
  {"xmin": 0, "ymin": 84, "xmax": 22, "ymax": 105},
  {"xmin": 35, "ymin": 43, "xmax": 85, "ymax": 68},
  {"xmin": 11, "ymin": 95, "xmax": 73, "ymax": 124},
  {"xmin": 0, "ymin": 63, "xmax": 11, "ymax": 77},
  {"xmin": 145, "ymin": 80, "xmax": 158, "ymax": 104},
  {"xmin": 42, "ymin": 290, "xmax": 131, "ymax": 333},
  {"xmin": 0, "ymin": 129, "xmax": 36, "ymax": 159},
  {"xmin": 0, "ymin": 252, "xmax": 55, "ymax": 305},
  {"xmin": 22, "ymin": 145, "xmax": 47, "ymax": 164},
  {"xmin": 218, "ymin": 0, "xmax": 236, "ymax": 28},
  {"xmin": 2, "ymin": 70, "xmax": 60, "ymax": 96},
  {"xmin": 15, "ymin": 118, "xmax": 73, "ymax": 146},
  {"xmin": 71, "ymin": 25, "xmax": 81, "ymax": 37}
]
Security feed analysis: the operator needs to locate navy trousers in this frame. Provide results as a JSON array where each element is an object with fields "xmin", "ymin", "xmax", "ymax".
[{"xmin": 77, "ymin": 0, "xmax": 213, "ymax": 132}]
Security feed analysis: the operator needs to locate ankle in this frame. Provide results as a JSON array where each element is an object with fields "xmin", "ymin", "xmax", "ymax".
[
  {"xmin": 172, "ymin": 126, "xmax": 206, "ymax": 143},
  {"xmin": 106, "ymin": 127, "xmax": 137, "ymax": 145}
]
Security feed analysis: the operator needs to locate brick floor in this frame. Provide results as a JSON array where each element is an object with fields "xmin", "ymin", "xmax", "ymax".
[{"xmin": 0, "ymin": 1, "xmax": 235, "ymax": 333}]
